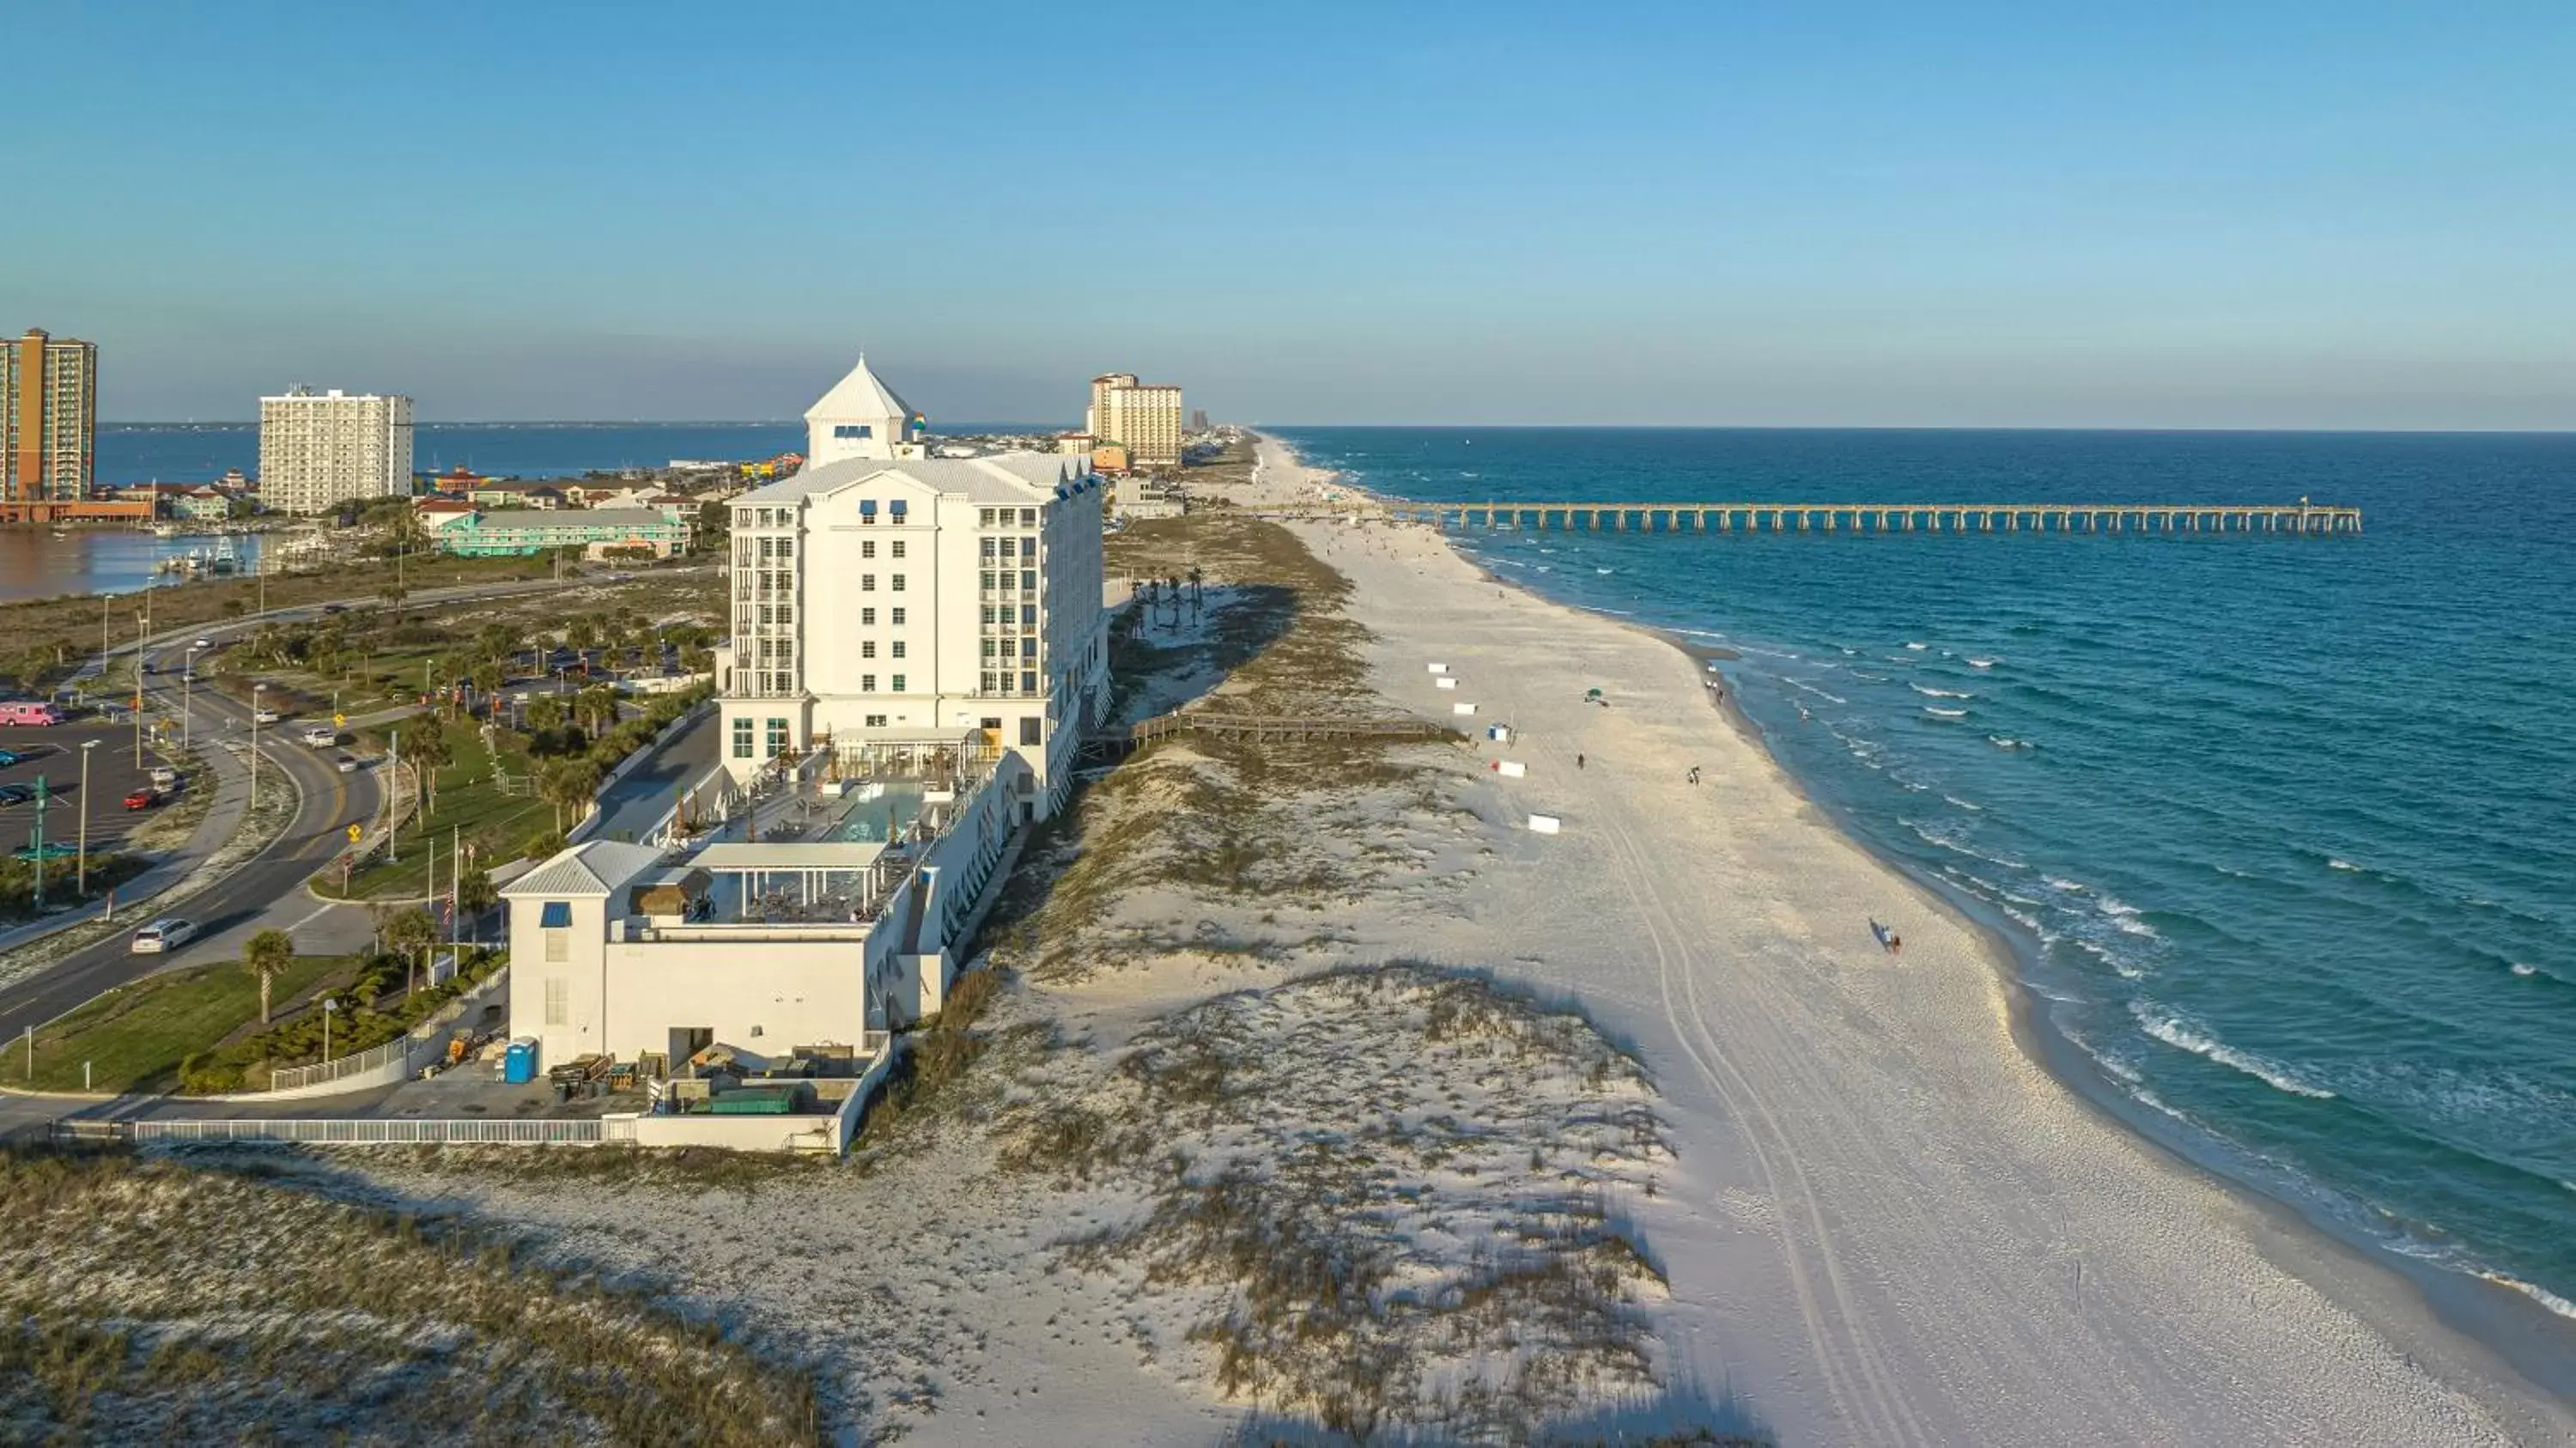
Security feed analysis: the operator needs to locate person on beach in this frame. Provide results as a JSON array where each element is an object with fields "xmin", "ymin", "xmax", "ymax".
[
  {"xmin": 1687, "ymin": 766, "xmax": 1701, "ymax": 785},
  {"xmin": 1890, "ymin": 932, "xmax": 1903, "ymax": 956},
  {"xmin": 1577, "ymin": 753, "xmax": 1586, "ymax": 770}
]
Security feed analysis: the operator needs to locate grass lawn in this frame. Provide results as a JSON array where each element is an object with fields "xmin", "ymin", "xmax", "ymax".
[
  {"xmin": 323, "ymin": 727, "xmax": 558, "ymax": 900},
  {"xmin": 23, "ymin": 952, "xmax": 350, "ymax": 1093}
]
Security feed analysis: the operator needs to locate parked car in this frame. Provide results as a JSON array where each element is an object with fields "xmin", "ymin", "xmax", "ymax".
[
  {"xmin": 124, "ymin": 788, "xmax": 161, "ymax": 810},
  {"xmin": 0, "ymin": 747, "xmax": 21, "ymax": 768},
  {"xmin": 0, "ymin": 784, "xmax": 32, "ymax": 806},
  {"xmin": 130, "ymin": 917, "xmax": 197, "ymax": 953},
  {"xmin": 320, "ymin": 603, "xmax": 347, "ymax": 615},
  {"xmin": 149, "ymin": 765, "xmax": 179, "ymax": 790},
  {"xmin": 334, "ymin": 754, "xmax": 361, "ymax": 774}
]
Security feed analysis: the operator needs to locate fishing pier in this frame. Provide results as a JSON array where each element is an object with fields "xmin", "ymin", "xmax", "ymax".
[{"xmin": 1348, "ymin": 501, "xmax": 2363, "ymax": 536}]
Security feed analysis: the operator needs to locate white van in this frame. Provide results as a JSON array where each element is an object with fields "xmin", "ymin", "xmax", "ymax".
[
  {"xmin": 148, "ymin": 765, "xmax": 179, "ymax": 791},
  {"xmin": 130, "ymin": 917, "xmax": 197, "ymax": 954},
  {"xmin": 301, "ymin": 725, "xmax": 337, "ymax": 748}
]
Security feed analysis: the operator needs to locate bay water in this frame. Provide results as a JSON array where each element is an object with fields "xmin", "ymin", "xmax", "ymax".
[{"xmin": 1272, "ymin": 426, "xmax": 2576, "ymax": 1321}]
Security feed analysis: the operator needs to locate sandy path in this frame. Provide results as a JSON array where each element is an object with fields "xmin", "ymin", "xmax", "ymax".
[{"xmin": 1250, "ymin": 435, "xmax": 2576, "ymax": 1446}]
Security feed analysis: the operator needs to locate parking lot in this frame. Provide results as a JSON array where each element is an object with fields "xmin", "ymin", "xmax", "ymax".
[{"xmin": 0, "ymin": 721, "xmax": 185, "ymax": 855}]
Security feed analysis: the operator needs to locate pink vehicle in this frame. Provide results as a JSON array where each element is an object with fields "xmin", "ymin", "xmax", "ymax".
[{"xmin": 0, "ymin": 701, "xmax": 67, "ymax": 727}]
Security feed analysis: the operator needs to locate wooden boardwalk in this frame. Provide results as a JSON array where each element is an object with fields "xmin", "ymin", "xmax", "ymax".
[
  {"xmin": 1266, "ymin": 500, "xmax": 2363, "ymax": 536},
  {"xmin": 1082, "ymin": 710, "xmax": 1456, "ymax": 760}
]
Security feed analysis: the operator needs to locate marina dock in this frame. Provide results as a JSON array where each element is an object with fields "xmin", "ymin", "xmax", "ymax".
[{"xmin": 1325, "ymin": 501, "xmax": 2364, "ymax": 536}]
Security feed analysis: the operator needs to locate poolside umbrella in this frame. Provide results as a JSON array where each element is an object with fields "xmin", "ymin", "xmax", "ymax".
[{"xmin": 1585, "ymin": 688, "xmax": 1604, "ymax": 700}]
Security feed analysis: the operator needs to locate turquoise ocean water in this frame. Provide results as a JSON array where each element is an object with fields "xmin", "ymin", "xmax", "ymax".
[{"xmin": 1272, "ymin": 426, "xmax": 2576, "ymax": 1323}]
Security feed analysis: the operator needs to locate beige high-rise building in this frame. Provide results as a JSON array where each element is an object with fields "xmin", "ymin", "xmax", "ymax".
[
  {"xmin": 258, "ymin": 386, "xmax": 415, "ymax": 514},
  {"xmin": 1084, "ymin": 371, "xmax": 1183, "ymax": 469},
  {"xmin": 2, "ymin": 328, "xmax": 99, "ymax": 518}
]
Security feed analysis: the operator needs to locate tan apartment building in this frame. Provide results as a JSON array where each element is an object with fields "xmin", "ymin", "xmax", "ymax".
[
  {"xmin": 1084, "ymin": 371, "xmax": 1183, "ymax": 470},
  {"xmin": 258, "ymin": 386, "xmax": 415, "ymax": 514},
  {"xmin": 2, "ymin": 328, "xmax": 99, "ymax": 520}
]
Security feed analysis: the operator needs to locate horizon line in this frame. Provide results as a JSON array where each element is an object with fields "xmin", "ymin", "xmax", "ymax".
[{"xmin": 94, "ymin": 419, "xmax": 2576, "ymax": 436}]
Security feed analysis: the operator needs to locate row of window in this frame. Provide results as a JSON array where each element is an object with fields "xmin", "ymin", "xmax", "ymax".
[
  {"xmin": 859, "ymin": 575, "xmax": 906, "ymax": 592},
  {"xmin": 982, "ymin": 605, "xmax": 1038, "ymax": 627},
  {"xmin": 982, "ymin": 638, "xmax": 1038, "ymax": 658},
  {"xmin": 978, "ymin": 508, "xmax": 1039, "ymax": 526},
  {"xmin": 858, "ymin": 539, "xmax": 905, "ymax": 558},
  {"xmin": 981, "ymin": 672, "xmax": 1042, "ymax": 695},
  {"xmin": 731, "ymin": 716, "xmax": 799, "ymax": 759},
  {"xmin": 979, "ymin": 570, "xmax": 1039, "ymax": 592},
  {"xmin": 978, "ymin": 537, "xmax": 1038, "ymax": 558},
  {"xmin": 859, "ymin": 641, "xmax": 905, "ymax": 659}
]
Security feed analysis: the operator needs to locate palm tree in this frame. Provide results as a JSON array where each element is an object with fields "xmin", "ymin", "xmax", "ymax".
[
  {"xmin": 385, "ymin": 906, "xmax": 440, "ymax": 994},
  {"xmin": 406, "ymin": 718, "xmax": 452, "ymax": 816},
  {"xmin": 577, "ymin": 684, "xmax": 618, "ymax": 737},
  {"xmin": 525, "ymin": 694, "xmax": 564, "ymax": 739},
  {"xmin": 244, "ymin": 928, "xmax": 293, "ymax": 1025},
  {"xmin": 455, "ymin": 867, "xmax": 498, "ymax": 944},
  {"xmin": 540, "ymin": 757, "xmax": 602, "ymax": 833}
]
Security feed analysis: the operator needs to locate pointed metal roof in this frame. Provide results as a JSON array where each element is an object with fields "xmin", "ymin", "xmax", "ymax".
[
  {"xmin": 503, "ymin": 841, "xmax": 669, "ymax": 898},
  {"xmin": 803, "ymin": 353, "xmax": 914, "ymax": 424}
]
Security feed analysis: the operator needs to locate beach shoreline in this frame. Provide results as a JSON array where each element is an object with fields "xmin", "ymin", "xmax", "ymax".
[{"xmin": 1249, "ymin": 429, "xmax": 2576, "ymax": 1444}]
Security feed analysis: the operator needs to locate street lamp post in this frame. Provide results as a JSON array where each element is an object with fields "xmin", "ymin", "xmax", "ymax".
[
  {"xmin": 76, "ymin": 739, "xmax": 99, "ymax": 896},
  {"xmin": 250, "ymin": 683, "xmax": 264, "ymax": 806},
  {"xmin": 132, "ymin": 611, "xmax": 148, "ymax": 770},
  {"xmin": 181, "ymin": 647, "xmax": 198, "ymax": 751},
  {"xmin": 323, "ymin": 997, "xmax": 337, "ymax": 1061}
]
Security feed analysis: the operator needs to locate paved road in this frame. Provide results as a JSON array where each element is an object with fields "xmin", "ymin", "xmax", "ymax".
[
  {"xmin": 0, "ymin": 569, "xmax": 686, "ymax": 1041},
  {"xmin": 0, "ymin": 669, "xmax": 380, "ymax": 1045},
  {"xmin": 586, "ymin": 705, "xmax": 720, "ymax": 843}
]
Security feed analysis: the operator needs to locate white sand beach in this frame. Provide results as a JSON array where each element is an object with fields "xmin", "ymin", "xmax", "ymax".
[
  {"xmin": 311, "ymin": 437, "xmax": 2575, "ymax": 1446},
  {"xmin": 1248, "ymin": 434, "xmax": 2576, "ymax": 1446}
]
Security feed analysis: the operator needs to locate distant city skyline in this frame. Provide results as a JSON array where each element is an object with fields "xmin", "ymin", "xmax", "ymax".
[{"xmin": 6, "ymin": 2, "xmax": 2572, "ymax": 430}]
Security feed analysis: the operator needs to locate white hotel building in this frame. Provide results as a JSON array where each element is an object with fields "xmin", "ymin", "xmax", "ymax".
[
  {"xmin": 714, "ymin": 356, "xmax": 1111, "ymax": 819},
  {"xmin": 258, "ymin": 386, "xmax": 415, "ymax": 514}
]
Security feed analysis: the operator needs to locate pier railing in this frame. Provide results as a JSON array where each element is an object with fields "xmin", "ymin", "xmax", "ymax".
[{"xmin": 1278, "ymin": 502, "xmax": 2362, "ymax": 536}]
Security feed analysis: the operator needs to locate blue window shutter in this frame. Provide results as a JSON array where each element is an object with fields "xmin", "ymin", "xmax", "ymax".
[{"xmin": 540, "ymin": 902, "xmax": 572, "ymax": 928}]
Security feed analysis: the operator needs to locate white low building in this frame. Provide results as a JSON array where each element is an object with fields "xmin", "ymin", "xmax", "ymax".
[
  {"xmin": 502, "ymin": 749, "xmax": 1026, "ymax": 1075},
  {"xmin": 713, "ymin": 355, "xmax": 1111, "ymax": 819}
]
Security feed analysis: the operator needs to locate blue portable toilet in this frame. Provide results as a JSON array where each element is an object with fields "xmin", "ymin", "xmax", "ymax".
[{"xmin": 503, "ymin": 1037, "xmax": 540, "ymax": 1085}]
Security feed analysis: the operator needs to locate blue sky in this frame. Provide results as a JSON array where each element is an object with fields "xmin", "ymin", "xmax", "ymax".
[{"xmin": 4, "ymin": 1, "xmax": 2569, "ymax": 427}]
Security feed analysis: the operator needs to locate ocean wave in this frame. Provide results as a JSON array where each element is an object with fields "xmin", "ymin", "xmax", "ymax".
[
  {"xmin": 1850, "ymin": 670, "xmax": 1889, "ymax": 682},
  {"xmin": 1942, "ymin": 794, "xmax": 1982, "ymax": 812},
  {"xmin": 1923, "ymin": 707, "xmax": 1968, "ymax": 720},
  {"xmin": 2329, "ymin": 858, "xmax": 2364, "ymax": 873},
  {"xmin": 1904, "ymin": 818, "xmax": 2027, "ymax": 869},
  {"xmin": 1905, "ymin": 642, "xmax": 1929, "ymax": 651},
  {"xmin": 2481, "ymin": 1274, "xmax": 2576, "ymax": 1323},
  {"xmin": 1967, "ymin": 657, "xmax": 1999, "ymax": 669},
  {"xmin": 1911, "ymin": 684, "xmax": 1974, "ymax": 698},
  {"xmin": 2066, "ymin": 936, "xmax": 2148, "ymax": 978},
  {"xmin": 2097, "ymin": 897, "xmax": 2162, "ymax": 940},
  {"xmin": 1596, "ymin": 567, "xmax": 1617, "ymax": 575},
  {"xmin": 1781, "ymin": 678, "xmax": 1847, "ymax": 704},
  {"xmin": 2044, "ymin": 877, "xmax": 2087, "ymax": 892},
  {"xmin": 2132, "ymin": 1003, "xmax": 2336, "ymax": 1099},
  {"xmin": 1988, "ymin": 735, "xmax": 2034, "ymax": 751}
]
